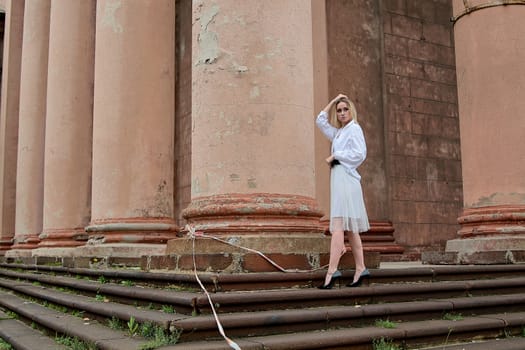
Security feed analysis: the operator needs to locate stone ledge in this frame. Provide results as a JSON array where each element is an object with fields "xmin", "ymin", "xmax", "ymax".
[
  {"xmin": 142, "ymin": 251, "xmax": 381, "ymax": 273},
  {"xmin": 422, "ymin": 250, "xmax": 525, "ymax": 265}
]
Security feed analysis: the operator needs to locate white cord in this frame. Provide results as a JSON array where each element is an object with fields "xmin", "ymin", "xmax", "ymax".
[
  {"xmin": 188, "ymin": 224, "xmax": 242, "ymax": 350},
  {"xmin": 185, "ymin": 224, "xmax": 327, "ymax": 273}
]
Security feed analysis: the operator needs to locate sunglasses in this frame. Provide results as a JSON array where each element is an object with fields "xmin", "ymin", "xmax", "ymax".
[{"xmin": 336, "ymin": 107, "xmax": 349, "ymax": 113}]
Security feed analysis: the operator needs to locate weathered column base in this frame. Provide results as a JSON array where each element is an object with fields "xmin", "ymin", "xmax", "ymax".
[
  {"xmin": 11, "ymin": 234, "xmax": 40, "ymax": 250},
  {"xmin": 182, "ymin": 193, "xmax": 325, "ymax": 235},
  {"xmin": 0, "ymin": 239, "xmax": 13, "ymax": 253},
  {"xmin": 422, "ymin": 205, "xmax": 525, "ymax": 264},
  {"xmin": 85, "ymin": 218, "xmax": 178, "ymax": 244},
  {"xmin": 38, "ymin": 227, "xmax": 88, "ymax": 248}
]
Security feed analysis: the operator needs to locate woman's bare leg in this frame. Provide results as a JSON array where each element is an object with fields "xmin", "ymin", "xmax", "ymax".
[
  {"xmin": 324, "ymin": 218, "xmax": 346, "ymax": 286},
  {"xmin": 348, "ymin": 232, "xmax": 366, "ymax": 283}
]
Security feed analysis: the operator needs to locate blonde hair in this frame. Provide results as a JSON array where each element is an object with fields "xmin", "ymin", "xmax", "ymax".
[{"xmin": 330, "ymin": 97, "xmax": 358, "ymax": 128}]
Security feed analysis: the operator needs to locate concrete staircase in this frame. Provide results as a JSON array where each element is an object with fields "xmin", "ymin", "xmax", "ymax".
[{"xmin": 0, "ymin": 262, "xmax": 524, "ymax": 349}]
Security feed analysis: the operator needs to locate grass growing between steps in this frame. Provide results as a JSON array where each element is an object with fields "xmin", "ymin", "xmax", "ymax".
[
  {"xmin": 374, "ymin": 318, "xmax": 398, "ymax": 328},
  {"xmin": 372, "ymin": 337, "xmax": 403, "ymax": 350},
  {"xmin": 55, "ymin": 335, "xmax": 96, "ymax": 350},
  {"xmin": 0, "ymin": 338, "xmax": 13, "ymax": 350},
  {"xmin": 107, "ymin": 316, "xmax": 181, "ymax": 349}
]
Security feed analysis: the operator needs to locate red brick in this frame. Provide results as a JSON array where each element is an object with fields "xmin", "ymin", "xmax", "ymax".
[
  {"xmin": 392, "ymin": 200, "xmax": 417, "ymax": 223},
  {"xmin": 411, "ymin": 79, "xmax": 457, "ymax": 103},
  {"xmin": 411, "ymin": 112, "xmax": 427, "ymax": 134},
  {"xmin": 388, "ymin": 56, "xmax": 425, "ymax": 79},
  {"xmin": 178, "ymin": 254, "xmax": 233, "ymax": 271},
  {"xmin": 423, "ymin": 23, "xmax": 452, "ymax": 47},
  {"xmin": 436, "ymin": 44, "xmax": 456, "ymax": 66},
  {"xmin": 390, "ymin": 155, "xmax": 408, "ymax": 178},
  {"xmin": 415, "ymin": 202, "xmax": 459, "ymax": 225},
  {"xmin": 384, "ymin": 34, "xmax": 408, "ymax": 56},
  {"xmin": 427, "ymin": 180, "xmax": 458, "ymax": 202},
  {"xmin": 410, "ymin": 98, "xmax": 456, "ymax": 117},
  {"xmin": 424, "ymin": 63, "xmax": 457, "ymax": 84},
  {"xmin": 383, "ymin": 12, "xmax": 393, "ymax": 34},
  {"xmin": 392, "ymin": 178, "xmax": 429, "ymax": 201},
  {"xmin": 242, "ymin": 253, "xmax": 312, "ymax": 273},
  {"xmin": 384, "ymin": 0, "xmax": 407, "ymax": 15},
  {"xmin": 408, "ymin": 38, "xmax": 437, "ymax": 62},
  {"xmin": 427, "ymin": 136, "xmax": 461, "ymax": 159},
  {"xmin": 441, "ymin": 117, "xmax": 460, "ymax": 139},
  {"xmin": 407, "ymin": 0, "xmax": 436, "ymax": 23},
  {"xmin": 415, "ymin": 157, "xmax": 442, "ymax": 181},
  {"xmin": 388, "ymin": 94, "xmax": 412, "ymax": 112},
  {"xmin": 395, "ymin": 132, "xmax": 429, "ymax": 157},
  {"xmin": 434, "ymin": 2, "xmax": 453, "ymax": 25},
  {"xmin": 443, "ymin": 159, "xmax": 463, "ymax": 182},
  {"xmin": 392, "ymin": 14, "xmax": 423, "ymax": 40},
  {"xmin": 394, "ymin": 109, "xmax": 412, "ymax": 132},
  {"xmin": 387, "ymin": 74, "xmax": 411, "ymax": 96}
]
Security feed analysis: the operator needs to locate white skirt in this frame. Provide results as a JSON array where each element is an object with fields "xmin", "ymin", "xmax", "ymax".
[{"xmin": 330, "ymin": 165, "xmax": 370, "ymax": 234}]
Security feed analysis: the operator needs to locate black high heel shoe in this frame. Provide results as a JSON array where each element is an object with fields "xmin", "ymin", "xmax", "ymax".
[
  {"xmin": 347, "ymin": 269, "xmax": 370, "ymax": 287},
  {"xmin": 318, "ymin": 270, "xmax": 342, "ymax": 289}
]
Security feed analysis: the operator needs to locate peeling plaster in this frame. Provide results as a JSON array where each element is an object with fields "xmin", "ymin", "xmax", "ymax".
[
  {"xmin": 250, "ymin": 86, "xmax": 260, "ymax": 98},
  {"xmin": 197, "ymin": 4, "xmax": 220, "ymax": 65},
  {"xmin": 247, "ymin": 177, "xmax": 257, "ymax": 188},
  {"xmin": 101, "ymin": 0, "xmax": 123, "ymax": 33},
  {"xmin": 470, "ymin": 192, "xmax": 525, "ymax": 207},
  {"xmin": 230, "ymin": 173, "xmax": 241, "ymax": 182}
]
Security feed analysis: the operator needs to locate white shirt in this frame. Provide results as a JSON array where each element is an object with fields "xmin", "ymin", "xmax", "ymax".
[{"xmin": 316, "ymin": 111, "xmax": 367, "ymax": 180}]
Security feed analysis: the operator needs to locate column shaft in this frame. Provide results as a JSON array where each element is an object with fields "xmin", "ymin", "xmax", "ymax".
[
  {"xmin": 88, "ymin": 0, "xmax": 176, "ymax": 244},
  {"xmin": 184, "ymin": 0, "xmax": 323, "ymax": 235},
  {"xmin": 12, "ymin": 0, "xmax": 50, "ymax": 250},
  {"xmin": 0, "ymin": 0, "xmax": 24, "ymax": 252},
  {"xmin": 39, "ymin": 0, "xmax": 95, "ymax": 248}
]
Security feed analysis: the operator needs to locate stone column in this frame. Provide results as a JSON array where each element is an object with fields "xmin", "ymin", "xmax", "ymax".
[
  {"xmin": 445, "ymin": 1, "xmax": 525, "ymax": 263},
  {"xmin": 176, "ymin": 0, "xmax": 326, "ymax": 272},
  {"xmin": 0, "ymin": 0, "xmax": 24, "ymax": 253},
  {"xmin": 10, "ymin": 0, "xmax": 50, "ymax": 252},
  {"xmin": 36, "ymin": 0, "xmax": 95, "ymax": 252},
  {"xmin": 84, "ymin": 0, "xmax": 176, "ymax": 255}
]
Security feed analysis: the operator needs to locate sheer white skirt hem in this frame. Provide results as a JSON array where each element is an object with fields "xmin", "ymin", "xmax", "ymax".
[{"xmin": 329, "ymin": 165, "xmax": 370, "ymax": 234}]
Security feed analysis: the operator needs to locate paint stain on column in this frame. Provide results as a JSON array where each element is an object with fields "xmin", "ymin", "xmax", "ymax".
[
  {"xmin": 101, "ymin": 0, "xmax": 123, "ymax": 33},
  {"xmin": 197, "ymin": 4, "xmax": 220, "ymax": 65},
  {"xmin": 247, "ymin": 177, "xmax": 257, "ymax": 188}
]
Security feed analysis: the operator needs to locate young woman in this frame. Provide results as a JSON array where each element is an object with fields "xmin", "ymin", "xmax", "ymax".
[{"xmin": 316, "ymin": 93, "xmax": 370, "ymax": 289}]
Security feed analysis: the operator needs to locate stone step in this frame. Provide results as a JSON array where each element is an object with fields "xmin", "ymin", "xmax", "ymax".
[
  {"xmin": 419, "ymin": 337, "xmax": 525, "ymax": 350},
  {"xmin": 0, "ymin": 278, "xmax": 176, "ymax": 328},
  {"xmin": 0, "ymin": 309, "xmax": 69, "ymax": 350},
  {"xmin": 158, "ymin": 312, "xmax": 525, "ymax": 349},
  {"xmin": 1, "ymin": 273, "xmax": 524, "ymax": 343},
  {"xmin": 0, "ymin": 291, "xmax": 149, "ymax": 349},
  {"xmin": 2, "ymin": 267, "xmax": 525, "ymax": 316},
  {"xmin": 0, "ymin": 263, "xmax": 524, "ymax": 349},
  {"xmin": 2, "ymin": 262, "xmax": 525, "ymax": 291}
]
